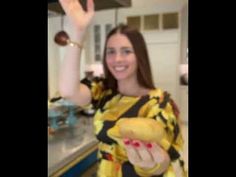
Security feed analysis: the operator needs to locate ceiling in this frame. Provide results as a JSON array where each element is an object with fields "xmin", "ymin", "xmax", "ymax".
[{"xmin": 48, "ymin": 0, "xmax": 131, "ymax": 15}]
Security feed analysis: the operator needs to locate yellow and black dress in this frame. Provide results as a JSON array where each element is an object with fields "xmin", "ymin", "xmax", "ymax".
[{"xmin": 82, "ymin": 78, "xmax": 187, "ymax": 177}]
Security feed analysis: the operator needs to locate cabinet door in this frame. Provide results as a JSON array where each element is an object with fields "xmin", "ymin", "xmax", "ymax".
[
  {"xmin": 148, "ymin": 42, "xmax": 179, "ymax": 104},
  {"xmin": 88, "ymin": 10, "xmax": 116, "ymax": 63}
]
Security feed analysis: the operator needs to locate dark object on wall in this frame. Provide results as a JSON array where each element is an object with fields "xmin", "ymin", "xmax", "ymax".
[
  {"xmin": 180, "ymin": 73, "xmax": 188, "ymax": 85},
  {"xmin": 54, "ymin": 31, "xmax": 69, "ymax": 46},
  {"xmin": 50, "ymin": 96, "xmax": 62, "ymax": 103},
  {"xmin": 48, "ymin": 0, "xmax": 131, "ymax": 14}
]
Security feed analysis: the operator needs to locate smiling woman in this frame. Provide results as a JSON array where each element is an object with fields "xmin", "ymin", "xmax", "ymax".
[
  {"xmin": 56, "ymin": 0, "xmax": 187, "ymax": 174},
  {"xmin": 105, "ymin": 34, "xmax": 138, "ymax": 82},
  {"xmin": 49, "ymin": 0, "xmax": 188, "ymax": 176}
]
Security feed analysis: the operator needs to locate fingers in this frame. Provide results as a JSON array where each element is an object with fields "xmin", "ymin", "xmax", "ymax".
[
  {"xmin": 123, "ymin": 139, "xmax": 155, "ymax": 168},
  {"xmin": 59, "ymin": 0, "xmax": 83, "ymax": 13},
  {"xmin": 133, "ymin": 140, "xmax": 154, "ymax": 162},
  {"xmin": 123, "ymin": 138, "xmax": 141, "ymax": 164},
  {"xmin": 147, "ymin": 143, "xmax": 171, "ymax": 175},
  {"xmin": 86, "ymin": 0, "xmax": 95, "ymax": 21},
  {"xmin": 123, "ymin": 139, "xmax": 169, "ymax": 170},
  {"xmin": 87, "ymin": 0, "xmax": 95, "ymax": 13},
  {"xmin": 147, "ymin": 142, "xmax": 166, "ymax": 164},
  {"xmin": 58, "ymin": 0, "xmax": 95, "ymax": 30}
]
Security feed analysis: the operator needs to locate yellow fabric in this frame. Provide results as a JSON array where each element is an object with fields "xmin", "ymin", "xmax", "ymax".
[
  {"xmin": 82, "ymin": 79, "xmax": 187, "ymax": 177},
  {"xmin": 97, "ymin": 159, "xmax": 123, "ymax": 177},
  {"xmin": 134, "ymin": 164, "xmax": 161, "ymax": 177}
]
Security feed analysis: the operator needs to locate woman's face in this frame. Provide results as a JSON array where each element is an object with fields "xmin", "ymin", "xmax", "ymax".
[{"xmin": 105, "ymin": 33, "xmax": 138, "ymax": 81}]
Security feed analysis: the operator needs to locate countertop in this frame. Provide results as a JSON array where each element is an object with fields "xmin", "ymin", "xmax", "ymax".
[{"xmin": 48, "ymin": 116, "xmax": 98, "ymax": 176}]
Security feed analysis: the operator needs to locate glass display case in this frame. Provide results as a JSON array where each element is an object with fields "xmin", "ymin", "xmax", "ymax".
[{"xmin": 48, "ymin": 99, "xmax": 98, "ymax": 177}]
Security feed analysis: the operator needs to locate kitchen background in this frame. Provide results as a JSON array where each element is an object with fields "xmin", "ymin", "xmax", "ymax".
[{"xmin": 48, "ymin": 0, "xmax": 188, "ymax": 176}]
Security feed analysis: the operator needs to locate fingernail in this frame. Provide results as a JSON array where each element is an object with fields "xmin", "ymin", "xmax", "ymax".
[
  {"xmin": 146, "ymin": 143, "xmax": 152, "ymax": 149},
  {"xmin": 123, "ymin": 139, "xmax": 130, "ymax": 145},
  {"xmin": 132, "ymin": 141, "xmax": 140, "ymax": 147}
]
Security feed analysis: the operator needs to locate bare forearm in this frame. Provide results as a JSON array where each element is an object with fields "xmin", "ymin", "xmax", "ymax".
[
  {"xmin": 59, "ymin": 30, "xmax": 92, "ymax": 106},
  {"xmin": 59, "ymin": 43, "xmax": 82, "ymax": 98}
]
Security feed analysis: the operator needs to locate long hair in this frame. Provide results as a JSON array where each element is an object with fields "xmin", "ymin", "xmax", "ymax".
[{"xmin": 102, "ymin": 24, "xmax": 155, "ymax": 91}]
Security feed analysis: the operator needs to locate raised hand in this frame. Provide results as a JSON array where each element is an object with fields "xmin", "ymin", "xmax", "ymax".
[{"xmin": 59, "ymin": 0, "xmax": 95, "ymax": 31}]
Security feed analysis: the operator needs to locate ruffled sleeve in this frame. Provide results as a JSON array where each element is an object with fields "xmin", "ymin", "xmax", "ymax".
[
  {"xmin": 157, "ymin": 92, "xmax": 184, "ymax": 159},
  {"xmin": 81, "ymin": 77, "xmax": 107, "ymax": 110}
]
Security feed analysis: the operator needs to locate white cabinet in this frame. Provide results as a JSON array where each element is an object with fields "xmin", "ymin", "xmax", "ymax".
[
  {"xmin": 180, "ymin": 86, "xmax": 188, "ymax": 123},
  {"xmin": 88, "ymin": 10, "xmax": 116, "ymax": 63},
  {"xmin": 144, "ymin": 31, "xmax": 180, "ymax": 104}
]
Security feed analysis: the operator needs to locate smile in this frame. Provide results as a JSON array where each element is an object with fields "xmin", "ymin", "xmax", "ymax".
[{"xmin": 113, "ymin": 66, "xmax": 128, "ymax": 72}]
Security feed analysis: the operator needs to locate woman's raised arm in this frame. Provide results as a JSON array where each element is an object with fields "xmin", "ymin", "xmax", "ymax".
[{"xmin": 58, "ymin": 0, "xmax": 95, "ymax": 106}]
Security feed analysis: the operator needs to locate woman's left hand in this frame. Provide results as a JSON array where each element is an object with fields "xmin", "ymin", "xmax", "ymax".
[{"xmin": 123, "ymin": 138, "xmax": 170, "ymax": 173}]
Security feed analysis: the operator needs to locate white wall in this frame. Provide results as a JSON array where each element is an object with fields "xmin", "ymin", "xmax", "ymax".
[
  {"xmin": 180, "ymin": 2, "xmax": 188, "ymax": 64},
  {"xmin": 48, "ymin": 17, "xmax": 61, "ymax": 99},
  {"xmin": 146, "ymin": 32, "xmax": 180, "ymax": 104},
  {"xmin": 179, "ymin": 2, "xmax": 188, "ymax": 122}
]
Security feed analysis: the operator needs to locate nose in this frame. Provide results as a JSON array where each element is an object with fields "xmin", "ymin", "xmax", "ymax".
[{"xmin": 114, "ymin": 52, "xmax": 123, "ymax": 62}]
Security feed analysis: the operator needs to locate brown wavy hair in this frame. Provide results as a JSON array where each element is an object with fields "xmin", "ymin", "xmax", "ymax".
[{"xmin": 102, "ymin": 24, "xmax": 155, "ymax": 91}]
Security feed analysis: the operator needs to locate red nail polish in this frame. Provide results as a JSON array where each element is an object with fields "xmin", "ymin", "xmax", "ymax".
[
  {"xmin": 123, "ymin": 139, "xmax": 130, "ymax": 145},
  {"xmin": 132, "ymin": 141, "xmax": 140, "ymax": 147},
  {"xmin": 146, "ymin": 143, "xmax": 152, "ymax": 148}
]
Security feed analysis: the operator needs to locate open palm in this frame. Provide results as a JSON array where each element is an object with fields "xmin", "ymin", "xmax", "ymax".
[{"xmin": 59, "ymin": 0, "xmax": 94, "ymax": 30}]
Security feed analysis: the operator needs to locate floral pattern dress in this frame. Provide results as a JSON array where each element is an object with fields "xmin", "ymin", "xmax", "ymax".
[{"xmin": 82, "ymin": 78, "xmax": 187, "ymax": 177}]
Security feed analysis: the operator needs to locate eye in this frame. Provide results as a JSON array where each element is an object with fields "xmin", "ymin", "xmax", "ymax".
[
  {"xmin": 121, "ymin": 48, "xmax": 133, "ymax": 55},
  {"xmin": 106, "ymin": 49, "xmax": 115, "ymax": 55}
]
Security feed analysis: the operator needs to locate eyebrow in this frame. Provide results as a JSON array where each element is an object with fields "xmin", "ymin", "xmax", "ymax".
[{"xmin": 106, "ymin": 47, "xmax": 133, "ymax": 50}]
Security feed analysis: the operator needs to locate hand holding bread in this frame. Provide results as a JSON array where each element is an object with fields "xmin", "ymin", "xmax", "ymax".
[
  {"xmin": 108, "ymin": 118, "xmax": 169, "ymax": 149},
  {"xmin": 107, "ymin": 118, "xmax": 171, "ymax": 174}
]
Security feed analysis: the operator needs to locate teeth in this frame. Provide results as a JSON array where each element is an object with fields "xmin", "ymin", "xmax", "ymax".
[{"xmin": 114, "ymin": 66, "xmax": 127, "ymax": 71}]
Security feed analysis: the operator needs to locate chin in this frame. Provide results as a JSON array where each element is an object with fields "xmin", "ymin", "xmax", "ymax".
[
  {"xmin": 113, "ymin": 73, "xmax": 131, "ymax": 81},
  {"xmin": 113, "ymin": 74, "xmax": 125, "ymax": 80}
]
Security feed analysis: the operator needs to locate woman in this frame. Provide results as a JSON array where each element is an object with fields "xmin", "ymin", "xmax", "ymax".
[{"xmin": 58, "ymin": 0, "xmax": 187, "ymax": 176}]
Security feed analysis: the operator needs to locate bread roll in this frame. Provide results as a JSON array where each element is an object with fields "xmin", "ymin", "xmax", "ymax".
[{"xmin": 108, "ymin": 118, "xmax": 166, "ymax": 144}]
